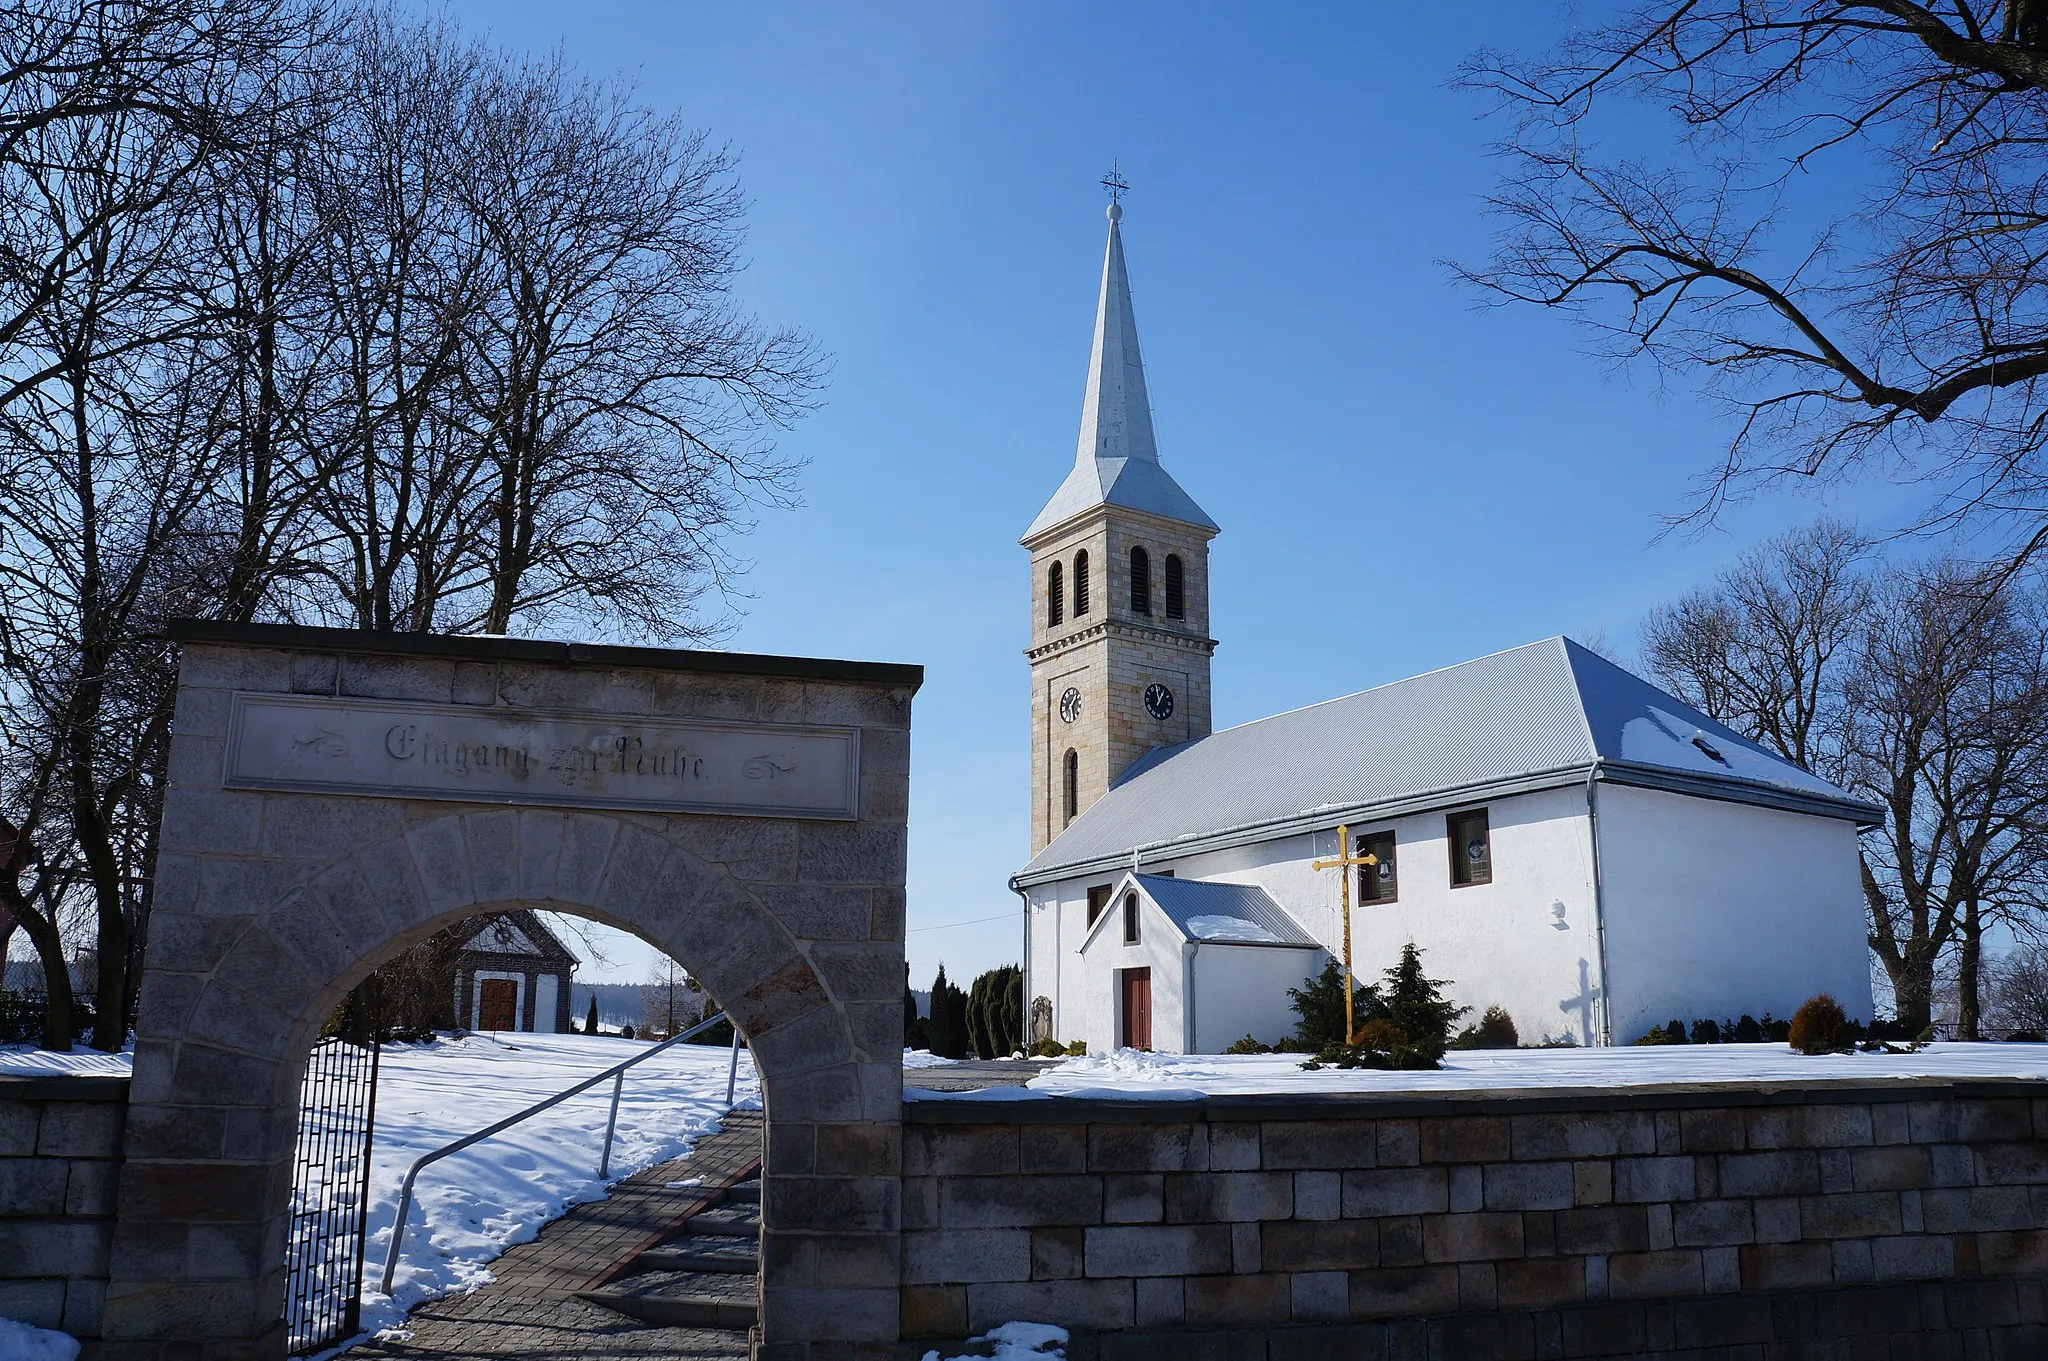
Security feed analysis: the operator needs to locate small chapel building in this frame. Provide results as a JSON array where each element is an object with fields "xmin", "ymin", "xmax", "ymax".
[
  {"xmin": 452, "ymin": 909, "xmax": 578, "ymax": 1034},
  {"xmin": 1014, "ymin": 199, "xmax": 1880, "ymax": 1051}
]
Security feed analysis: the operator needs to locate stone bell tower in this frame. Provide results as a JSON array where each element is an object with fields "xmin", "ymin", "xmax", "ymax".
[{"xmin": 1024, "ymin": 197, "xmax": 1219, "ymax": 854}]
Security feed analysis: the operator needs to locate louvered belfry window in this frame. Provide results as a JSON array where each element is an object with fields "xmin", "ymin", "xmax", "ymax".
[
  {"xmin": 1164, "ymin": 554, "xmax": 1184, "ymax": 619},
  {"xmin": 1129, "ymin": 546, "xmax": 1151, "ymax": 614},
  {"xmin": 1047, "ymin": 560, "xmax": 1064, "ymax": 627},
  {"xmin": 1073, "ymin": 550, "xmax": 1091, "ymax": 615},
  {"xmin": 1062, "ymin": 749, "xmax": 1079, "ymax": 825}
]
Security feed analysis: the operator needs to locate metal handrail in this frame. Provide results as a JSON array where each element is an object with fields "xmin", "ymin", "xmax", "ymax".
[{"xmin": 378, "ymin": 1011, "xmax": 740, "ymax": 1295}]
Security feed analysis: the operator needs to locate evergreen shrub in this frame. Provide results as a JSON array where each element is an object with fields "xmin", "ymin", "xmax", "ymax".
[
  {"xmin": 1788, "ymin": 992, "xmax": 1853, "ymax": 1055},
  {"xmin": 1225, "ymin": 1033, "xmax": 1274, "ymax": 1054},
  {"xmin": 1297, "ymin": 943, "xmax": 1466, "ymax": 1071},
  {"xmin": 1452, "ymin": 1006, "xmax": 1519, "ymax": 1050}
]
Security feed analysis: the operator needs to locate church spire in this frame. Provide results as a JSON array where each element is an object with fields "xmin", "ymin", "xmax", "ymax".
[
  {"xmin": 1074, "ymin": 201, "xmax": 1159, "ymax": 467},
  {"xmin": 1023, "ymin": 193, "xmax": 1215, "ymax": 541}
]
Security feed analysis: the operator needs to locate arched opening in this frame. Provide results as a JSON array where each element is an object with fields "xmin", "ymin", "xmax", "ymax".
[
  {"xmin": 1072, "ymin": 550, "xmax": 1091, "ymax": 616},
  {"xmin": 1164, "ymin": 553, "xmax": 1185, "ymax": 620},
  {"xmin": 1129, "ymin": 546, "xmax": 1151, "ymax": 615},
  {"xmin": 1047, "ymin": 559, "xmax": 1064, "ymax": 627},
  {"xmin": 118, "ymin": 804, "xmax": 901, "ymax": 1353},
  {"xmin": 294, "ymin": 899, "xmax": 764, "ymax": 1349},
  {"xmin": 115, "ymin": 628, "xmax": 914, "ymax": 1357},
  {"xmin": 1062, "ymin": 749, "xmax": 1079, "ymax": 826}
]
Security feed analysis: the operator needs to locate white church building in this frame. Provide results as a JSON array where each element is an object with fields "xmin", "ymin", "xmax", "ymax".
[{"xmin": 1013, "ymin": 199, "xmax": 1879, "ymax": 1052}]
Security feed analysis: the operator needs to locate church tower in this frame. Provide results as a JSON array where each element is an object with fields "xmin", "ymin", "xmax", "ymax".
[{"xmin": 1025, "ymin": 199, "xmax": 1219, "ymax": 854}]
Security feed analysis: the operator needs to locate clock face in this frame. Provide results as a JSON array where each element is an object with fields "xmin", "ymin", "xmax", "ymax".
[
  {"xmin": 1144, "ymin": 683, "xmax": 1175, "ymax": 721},
  {"xmin": 1059, "ymin": 687, "xmax": 1082, "ymax": 724}
]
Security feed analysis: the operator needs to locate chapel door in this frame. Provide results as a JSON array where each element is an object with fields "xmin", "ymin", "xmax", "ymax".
[
  {"xmin": 478, "ymin": 978, "xmax": 517, "ymax": 1032},
  {"xmin": 1120, "ymin": 968, "xmax": 1152, "ymax": 1050}
]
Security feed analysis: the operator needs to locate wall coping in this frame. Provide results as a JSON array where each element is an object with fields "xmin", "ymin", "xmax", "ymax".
[
  {"xmin": 0, "ymin": 1073, "xmax": 131, "ymax": 1103},
  {"xmin": 165, "ymin": 619, "xmax": 926, "ymax": 690},
  {"xmin": 903, "ymin": 1075, "xmax": 2048, "ymax": 1124}
]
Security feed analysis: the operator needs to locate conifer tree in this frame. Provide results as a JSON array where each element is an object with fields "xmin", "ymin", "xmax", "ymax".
[
  {"xmin": 584, "ymin": 995, "xmax": 600, "ymax": 1035},
  {"xmin": 1382, "ymin": 943, "xmax": 1467, "ymax": 1059},
  {"xmin": 928, "ymin": 964, "xmax": 971, "ymax": 1059}
]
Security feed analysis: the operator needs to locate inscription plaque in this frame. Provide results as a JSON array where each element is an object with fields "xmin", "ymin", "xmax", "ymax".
[{"xmin": 223, "ymin": 693, "xmax": 860, "ymax": 819}]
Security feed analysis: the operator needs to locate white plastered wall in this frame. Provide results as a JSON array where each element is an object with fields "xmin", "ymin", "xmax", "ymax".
[
  {"xmin": 1027, "ymin": 785, "xmax": 1608, "ymax": 1049},
  {"xmin": 534, "ymin": 973, "xmax": 560, "ymax": 1034},
  {"xmin": 1188, "ymin": 943, "xmax": 1324, "ymax": 1052},
  {"xmin": 1594, "ymin": 783, "xmax": 1873, "ymax": 1042},
  {"xmin": 1073, "ymin": 890, "xmax": 1189, "ymax": 1051}
]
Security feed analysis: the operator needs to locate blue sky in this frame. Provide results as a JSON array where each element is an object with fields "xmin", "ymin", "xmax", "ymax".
[{"xmin": 447, "ymin": 3, "xmax": 1916, "ymax": 987}]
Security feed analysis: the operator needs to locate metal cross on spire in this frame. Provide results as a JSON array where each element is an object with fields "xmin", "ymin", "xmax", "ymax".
[{"xmin": 1100, "ymin": 160, "xmax": 1129, "ymax": 205}]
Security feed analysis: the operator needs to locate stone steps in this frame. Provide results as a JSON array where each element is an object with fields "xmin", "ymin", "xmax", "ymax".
[{"xmin": 581, "ymin": 1170, "xmax": 762, "ymax": 1332}]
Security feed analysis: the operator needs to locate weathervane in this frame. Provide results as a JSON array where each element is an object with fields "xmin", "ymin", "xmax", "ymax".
[{"xmin": 1100, "ymin": 160, "xmax": 1129, "ymax": 205}]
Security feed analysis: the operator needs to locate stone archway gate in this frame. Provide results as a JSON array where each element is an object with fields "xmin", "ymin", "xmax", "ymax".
[{"xmin": 108, "ymin": 621, "xmax": 920, "ymax": 1360}]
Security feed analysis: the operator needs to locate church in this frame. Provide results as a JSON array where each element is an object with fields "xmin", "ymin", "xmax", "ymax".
[{"xmin": 1012, "ymin": 199, "xmax": 1880, "ymax": 1052}]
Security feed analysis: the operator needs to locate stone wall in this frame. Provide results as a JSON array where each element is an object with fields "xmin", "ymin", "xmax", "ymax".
[
  {"xmin": 900, "ymin": 1078, "xmax": 2048, "ymax": 1358},
  {"xmin": 116, "ymin": 621, "xmax": 919, "ymax": 1360},
  {"xmin": 0, "ymin": 1074, "xmax": 127, "ymax": 1339}
]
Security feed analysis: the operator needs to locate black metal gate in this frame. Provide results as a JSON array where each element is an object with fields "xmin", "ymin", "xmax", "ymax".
[{"xmin": 285, "ymin": 1035, "xmax": 381, "ymax": 1354}]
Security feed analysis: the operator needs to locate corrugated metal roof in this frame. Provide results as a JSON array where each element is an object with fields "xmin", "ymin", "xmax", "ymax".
[
  {"xmin": 1020, "ymin": 637, "xmax": 1881, "ymax": 883},
  {"xmin": 1134, "ymin": 874, "xmax": 1319, "ymax": 946}
]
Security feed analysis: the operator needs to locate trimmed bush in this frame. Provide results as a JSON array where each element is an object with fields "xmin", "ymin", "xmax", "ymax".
[
  {"xmin": 1224, "ymin": 1033, "xmax": 1273, "ymax": 1054},
  {"xmin": 1788, "ymin": 992, "xmax": 1853, "ymax": 1055}
]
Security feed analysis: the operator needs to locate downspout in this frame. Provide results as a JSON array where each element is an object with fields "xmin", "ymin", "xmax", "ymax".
[
  {"xmin": 1186, "ymin": 941, "xmax": 1199, "ymax": 1055},
  {"xmin": 1584, "ymin": 765, "xmax": 1613, "ymax": 1047}
]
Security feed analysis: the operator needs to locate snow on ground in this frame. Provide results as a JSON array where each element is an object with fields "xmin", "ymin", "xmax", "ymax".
[
  {"xmin": 3, "ymin": 1032, "xmax": 759, "ymax": 1344},
  {"xmin": 920, "ymin": 1321, "xmax": 1067, "ymax": 1361},
  {"xmin": 353, "ymin": 1032, "xmax": 757, "ymax": 1336},
  {"xmin": 907, "ymin": 1042, "xmax": 2048, "ymax": 1101},
  {"xmin": 0, "ymin": 1045, "xmax": 130, "ymax": 1078},
  {"xmin": 902, "ymin": 1049, "xmax": 963, "ymax": 1069},
  {"xmin": 0, "ymin": 1314, "xmax": 81, "ymax": 1360}
]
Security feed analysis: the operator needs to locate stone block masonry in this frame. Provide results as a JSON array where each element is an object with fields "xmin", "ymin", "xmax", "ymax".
[
  {"xmin": 0, "ymin": 1075, "xmax": 127, "ymax": 1339},
  {"xmin": 900, "ymin": 1077, "xmax": 2048, "ymax": 1358},
  {"xmin": 113, "ymin": 621, "xmax": 921, "ymax": 1361}
]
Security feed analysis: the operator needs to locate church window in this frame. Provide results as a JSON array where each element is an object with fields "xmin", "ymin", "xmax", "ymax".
[
  {"xmin": 1073, "ymin": 550, "xmax": 1091, "ymax": 615},
  {"xmin": 1164, "ymin": 555, "xmax": 1185, "ymax": 619},
  {"xmin": 1087, "ymin": 884, "xmax": 1112, "ymax": 925},
  {"xmin": 1358, "ymin": 831, "xmax": 1397, "ymax": 903},
  {"xmin": 1448, "ymin": 809, "xmax": 1492, "ymax": 887},
  {"xmin": 1123, "ymin": 892, "xmax": 1140, "ymax": 944},
  {"xmin": 1048, "ymin": 561, "xmax": 1064, "ymax": 627},
  {"xmin": 1062, "ymin": 749, "xmax": 1079, "ymax": 826},
  {"xmin": 1130, "ymin": 546, "xmax": 1151, "ymax": 614}
]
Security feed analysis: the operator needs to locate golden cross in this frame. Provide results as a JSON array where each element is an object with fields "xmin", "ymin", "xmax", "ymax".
[{"xmin": 1310, "ymin": 824, "xmax": 1378, "ymax": 1042}]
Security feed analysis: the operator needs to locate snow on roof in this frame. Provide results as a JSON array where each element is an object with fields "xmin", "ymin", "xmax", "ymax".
[
  {"xmin": 1132, "ymin": 873, "xmax": 1318, "ymax": 947},
  {"xmin": 1018, "ymin": 637, "xmax": 1882, "ymax": 885}
]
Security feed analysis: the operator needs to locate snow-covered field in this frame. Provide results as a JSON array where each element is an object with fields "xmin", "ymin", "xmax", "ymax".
[
  {"xmin": 1, "ymin": 1032, "xmax": 758, "ymax": 1346},
  {"xmin": 907, "ymin": 1042, "xmax": 2048, "ymax": 1102},
  {"xmin": 353, "ymin": 1032, "xmax": 758, "ymax": 1334}
]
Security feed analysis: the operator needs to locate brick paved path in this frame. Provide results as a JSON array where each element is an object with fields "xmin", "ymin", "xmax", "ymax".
[{"xmin": 342, "ymin": 1111, "xmax": 762, "ymax": 1361}]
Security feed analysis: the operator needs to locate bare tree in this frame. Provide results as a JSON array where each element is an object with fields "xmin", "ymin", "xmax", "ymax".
[
  {"xmin": 1850, "ymin": 566, "xmax": 2048, "ymax": 1035},
  {"xmin": 1643, "ymin": 519, "xmax": 1870, "ymax": 775},
  {"xmin": 1458, "ymin": 4, "xmax": 2048, "ymax": 555},
  {"xmin": 1986, "ymin": 943, "xmax": 2048, "ymax": 1034},
  {"xmin": 0, "ymin": 2, "xmax": 822, "ymax": 1049},
  {"xmin": 451, "ymin": 55, "xmax": 817, "ymax": 640}
]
